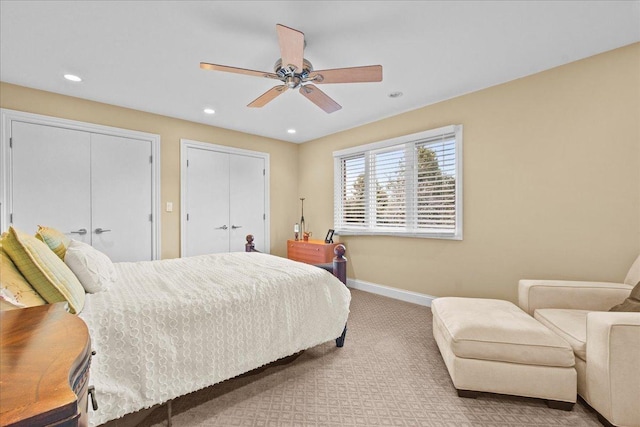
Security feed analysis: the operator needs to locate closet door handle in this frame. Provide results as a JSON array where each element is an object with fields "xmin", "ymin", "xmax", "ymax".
[
  {"xmin": 95, "ymin": 228, "xmax": 111, "ymax": 234},
  {"xmin": 231, "ymin": 225, "xmax": 242, "ymax": 229},
  {"xmin": 216, "ymin": 225, "xmax": 228, "ymax": 230},
  {"xmin": 70, "ymin": 228, "xmax": 87, "ymax": 235}
]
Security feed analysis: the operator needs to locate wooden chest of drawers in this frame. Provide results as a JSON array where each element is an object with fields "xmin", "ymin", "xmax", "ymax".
[
  {"xmin": 0, "ymin": 303, "xmax": 92, "ymax": 427},
  {"xmin": 287, "ymin": 239, "xmax": 341, "ymax": 264}
]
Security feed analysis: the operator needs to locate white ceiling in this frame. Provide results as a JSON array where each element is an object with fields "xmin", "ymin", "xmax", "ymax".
[{"xmin": 1, "ymin": 1, "xmax": 638, "ymax": 143}]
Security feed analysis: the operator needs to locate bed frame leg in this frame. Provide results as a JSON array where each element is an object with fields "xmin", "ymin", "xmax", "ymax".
[
  {"xmin": 336, "ymin": 325, "xmax": 347, "ymax": 347},
  {"xmin": 167, "ymin": 400, "xmax": 172, "ymax": 427},
  {"xmin": 333, "ymin": 245, "xmax": 348, "ymax": 348}
]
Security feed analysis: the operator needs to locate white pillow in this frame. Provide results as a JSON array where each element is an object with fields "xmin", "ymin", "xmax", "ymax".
[{"xmin": 64, "ymin": 240, "xmax": 117, "ymax": 293}]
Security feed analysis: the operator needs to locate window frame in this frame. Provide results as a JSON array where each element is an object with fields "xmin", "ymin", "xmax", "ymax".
[{"xmin": 333, "ymin": 125, "xmax": 463, "ymax": 240}]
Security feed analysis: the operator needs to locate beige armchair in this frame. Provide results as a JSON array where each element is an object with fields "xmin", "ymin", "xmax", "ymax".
[{"xmin": 518, "ymin": 255, "xmax": 640, "ymax": 427}]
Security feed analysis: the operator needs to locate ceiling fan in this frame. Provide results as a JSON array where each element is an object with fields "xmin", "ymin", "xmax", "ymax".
[{"xmin": 200, "ymin": 24, "xmax": 383, "ymax": 113}]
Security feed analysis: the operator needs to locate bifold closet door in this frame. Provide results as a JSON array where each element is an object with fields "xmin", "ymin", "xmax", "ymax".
[
  {"xmin": 10, "ymin": 121, "xmax": 92, "ymax": 243},
  {"xmin": 185, "ymin": 148, "xmax": 230, "ymax": 256},
  {"xmin": 10, "ymin": 121, "xmax": 154, "ymax": 262},
  {"xmin": 91, "ymin": 134, "xmax": 153, "ymax": 262},
  {"xmin": 184, "ymin": 147, "xmax": 266, "ymax": 256}
]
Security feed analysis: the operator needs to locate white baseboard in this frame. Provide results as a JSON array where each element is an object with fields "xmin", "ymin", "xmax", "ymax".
[{"xmin": 346, "ymin": 278, "xmax": 435, "ymax": 307}]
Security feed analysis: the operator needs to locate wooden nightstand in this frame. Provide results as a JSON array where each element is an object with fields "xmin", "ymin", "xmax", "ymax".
[
  {"xmin": 287, "ymin": 239, "xmax": 341, "ymax": 264},
  {"xmin": 0, "ymin": 303, "xmax": 92, "ymax": 427}
]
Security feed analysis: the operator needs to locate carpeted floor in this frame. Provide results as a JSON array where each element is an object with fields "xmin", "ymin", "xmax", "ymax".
[{"xmin": 114, "ymin": 289, "xmax": 601, "ymax": 426}]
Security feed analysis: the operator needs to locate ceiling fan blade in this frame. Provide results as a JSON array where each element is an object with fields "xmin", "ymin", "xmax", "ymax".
[
  {"xmin": 309, "ymin": 65, "xmax": 383, "ymax": 84},
  {"xmin": 248, "ymin": 85, "xmax": 288, "ymax": 108},
  {"xmin": 299, "ymin": 84, "xmax": 342, "ymax": 114},
  {"xmin": 200, "ymin": 62, "xmax": 279, "ymax": 79},
  {"xmin": 276, "ymin": 24, "xmax": 304, "ymax": 72}
]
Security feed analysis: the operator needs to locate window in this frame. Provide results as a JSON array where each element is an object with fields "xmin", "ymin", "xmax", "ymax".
[{"xmin": 333, "ymin": 125, "xmax": 463, "ymax": 239}]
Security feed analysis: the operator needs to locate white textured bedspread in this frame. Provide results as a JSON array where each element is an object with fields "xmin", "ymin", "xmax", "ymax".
[{"xmin": 79, "ymin": 252, "xmax": 351, "ymax": 426}]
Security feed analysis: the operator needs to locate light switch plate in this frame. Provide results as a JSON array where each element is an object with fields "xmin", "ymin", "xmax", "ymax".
[{"xmin": 166, "ymin": 202, "xmax": 173, "ymax": 212}]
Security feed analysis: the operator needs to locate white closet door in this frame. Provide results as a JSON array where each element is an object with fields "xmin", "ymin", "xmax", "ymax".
[
  {"xmin": 185, "ymin": 148, "xmax": 230, "ymax": 256},
  {"xmin": 10, "ymin": 121, "xmax": 91, "ymax": 242},
  {"xmin": 229, "ymin": 154, "xmax": 265, "ymax": 252},
  {"xmin": 91, "ymin": 134, "xmax": 153, "ymax": 262}
]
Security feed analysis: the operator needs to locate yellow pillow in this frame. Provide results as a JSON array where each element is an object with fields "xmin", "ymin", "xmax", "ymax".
[
  {"xmin": 2, "ymin": 227, "xmax": 85, "ymax": 314},
  {"xmin": 35, "ymin": 225, "xmax": 71, "ymax": 260},
  {"xmin": 0, "ymin": 241, "xmax": 46, "ymax": 308}
]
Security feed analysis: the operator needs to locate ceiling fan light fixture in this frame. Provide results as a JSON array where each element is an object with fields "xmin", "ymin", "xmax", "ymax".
[
  {"xmin": 203, "ymin": 108, "xmax": 215, "ymax": 114},
  {"xmin": 287, "ymin": 129, "xmax": 296, "ymax": 134},
  {"xmin": 64, "ymin": 74, "xmax": 82, "ymax": 82},
  {"xmin": 285, "ymin": 76, "xmax": 301, "ymax": 89}
]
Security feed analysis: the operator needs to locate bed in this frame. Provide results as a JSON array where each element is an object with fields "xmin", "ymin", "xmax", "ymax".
[
  {"xmin": 0, "ymin": 227, "xmax": 351, "ymax": 427},
  {"xmin": 80, "ymin": 250, "xmax": 350, "ymax": 426}
]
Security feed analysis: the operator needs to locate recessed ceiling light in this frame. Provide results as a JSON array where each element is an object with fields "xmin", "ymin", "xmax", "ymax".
[
  {"xmin": 203, "ymin": 108, "xmax": 215, "ymax": 114},
  {"xmin": 287, "ymin": 129, "xmax": 296, "ymax": 134},
  {"xmin": 64, "ymin": 74, "xmax": 82, "ymax": 82},
  {"xmin": 388, "ymin": 91, "xmax": 403, "ymax": 98}
]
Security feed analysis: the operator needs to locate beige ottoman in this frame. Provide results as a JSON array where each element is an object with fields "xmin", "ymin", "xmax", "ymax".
[{"xmin": 431, "ymin": 297, "xmax": 577, "ymax": 409}]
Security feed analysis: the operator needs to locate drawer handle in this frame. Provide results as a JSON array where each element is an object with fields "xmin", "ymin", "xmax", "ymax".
[{"xmin": 88, "ymin": 385, "xmax": 99, "ymax": 411}]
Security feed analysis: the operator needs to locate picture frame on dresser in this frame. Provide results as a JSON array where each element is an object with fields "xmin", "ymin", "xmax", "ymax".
[{"xmin": 324, "ymin": 229, "xmax": 335, "ymax": 244}]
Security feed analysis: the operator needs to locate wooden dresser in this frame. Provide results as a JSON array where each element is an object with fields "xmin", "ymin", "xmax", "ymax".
[
  {"xmin": 0, "ymin": 303, "xmax": 92, "ymax": 427},
  {"xmin": 287, "ymin": 239, "xmax": 341, "ymax": 264}
]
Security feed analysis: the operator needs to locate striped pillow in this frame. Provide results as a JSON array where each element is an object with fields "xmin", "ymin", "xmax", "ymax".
[
  {"xmin": 1, "ymin": 227, "xmax": 85, "ymax": 314},
  {"xmin": 0, "ymin": 239, "xmax": 46, "ymax": 309},
  {"xmin": 35, "ymin": 225, "xmax": 71, "ymax": 260}
]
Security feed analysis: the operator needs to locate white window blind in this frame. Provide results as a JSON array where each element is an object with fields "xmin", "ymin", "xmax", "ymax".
[{"xmin": 333, "ymin": 125, "xmax": 463, "ymax": 239}]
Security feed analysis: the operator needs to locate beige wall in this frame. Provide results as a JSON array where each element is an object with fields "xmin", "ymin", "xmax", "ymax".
[
  {"xmin": 0, "ymin": 82, "xmax": 300, "ymax": 259},
  {"xmin": 299, "ymin": 43, "xmax": 640, "ymax": 302}
]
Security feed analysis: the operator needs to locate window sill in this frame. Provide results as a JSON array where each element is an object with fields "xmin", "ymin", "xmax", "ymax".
[{"xmin": 335, "ymin": 229, "xmax": 462, "ymax": 240}]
